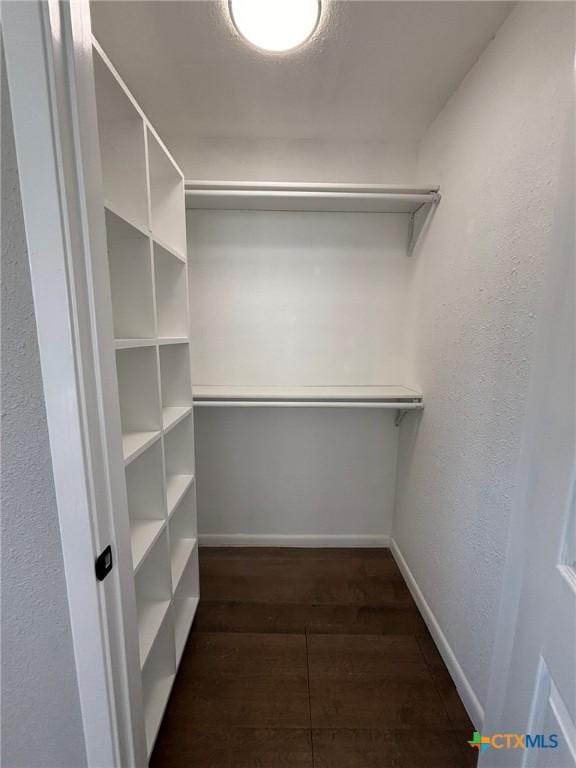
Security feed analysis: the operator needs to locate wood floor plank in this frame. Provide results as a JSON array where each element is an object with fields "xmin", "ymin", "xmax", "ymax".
[
  {"xmin": 200, "ymin": 554, "xmax": 404, "ymax": 605},
  {"xmin": 151, "ymin": 727, "xmax": 314, "ymax": 768},
  {"xmin": 195, "ymin": 600, "xmax": 428, "ymax": 635},
  {"xmin": 178, "ymin": 632, "xmax": 307, "ymax": 679},
  {"xmin": 164, "ymin": 632, "xmax": 310, "ymax": 728},
  {"xmin": 308, "ymin": 634, "xmax": 451, "ymax": 729},
  {"xmin": 312, "ymin": 728, "xmax": 478, "ymax": 767}
]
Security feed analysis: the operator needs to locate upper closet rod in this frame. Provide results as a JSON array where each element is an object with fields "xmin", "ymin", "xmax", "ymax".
[
  {"xmin": 185, "ymin": 180, "xmax": 439, "ymax": 193},
  {"xmin": 184, "ymin": 182, "xmax": 440, "ymax": 213},
  {"xmin": 184, "ymin": 182, "xmax": 441, "ymax": 252}
]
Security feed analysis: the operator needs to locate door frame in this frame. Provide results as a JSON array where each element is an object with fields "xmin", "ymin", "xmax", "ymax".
[{"xmin": 3, "ymin": 1, "xmax": 144, "ymax": 764}]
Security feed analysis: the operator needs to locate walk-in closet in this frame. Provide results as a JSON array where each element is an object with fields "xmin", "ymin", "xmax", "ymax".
[{"xmin": 3, "ymin": 1, "xmax": 574, "ymax": 767}]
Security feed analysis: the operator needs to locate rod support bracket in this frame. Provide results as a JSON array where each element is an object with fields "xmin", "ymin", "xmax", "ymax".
[
  {"xmin": 407, "ymin": 212, "xmax": 416, "ymax": 255},
  {"xmin": 407, "ymin": 192, "xmax": 441, "ymax": 255},
  {"xmin": 395, "ymin": 409, "xmax": 408, "ymax": 427}
]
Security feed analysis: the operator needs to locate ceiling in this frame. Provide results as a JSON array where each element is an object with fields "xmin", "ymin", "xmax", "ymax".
[{"xmin": 91, "ymin": 1, "xmax": 512, "ymax": 152}]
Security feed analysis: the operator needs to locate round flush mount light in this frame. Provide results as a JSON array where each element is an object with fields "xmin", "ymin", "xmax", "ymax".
[{"xmin": 229, "ymin": 0, "xmax": 322, "ymax": 53}]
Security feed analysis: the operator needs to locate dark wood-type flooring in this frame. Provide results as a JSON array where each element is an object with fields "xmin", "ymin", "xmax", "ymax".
[{"xmin": 152, "ymin": 548, "xmax": 478, "ymax": 767}]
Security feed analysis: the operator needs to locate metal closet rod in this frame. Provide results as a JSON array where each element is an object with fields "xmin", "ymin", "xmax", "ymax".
[
  {"xmin": 193, "ymin": 401, "xmax": 424, "ymax": 409},
  {"xmin": 184, "ymin": 180, "xmax": 439, "ymax": 191},
  {"xmin": 185, "ymin": 181, "xmax": 439, "ymax": 199},
  {"xmin": 185, "ymin": 189, "xmax": 440, "ymax": 203}
]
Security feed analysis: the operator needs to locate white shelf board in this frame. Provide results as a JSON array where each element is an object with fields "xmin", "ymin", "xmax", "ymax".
[
  {"xmin": 174, "ymin": 597, "xmax": 199, "ymax": 664},
  {"xmin": 192, "ymin": 385, "xmax": 423, "ymax": 407},
  {"xmin": 138, "ymin": 599, "xmax": 171, "ymax": 668},
  {"xmin": 171, "ymin": 538, "xmax": 197, "ymax": 592},
  {"xmin": 185, "ymin": 181, "xmax": 440, "ymax": 214},
  {"xmin": 152, "ymin": 234, "xmax": 186, "ymax": 264},
  {"xmin": 123, "ymin": 430, "xmax": 162, "ymax": 465},
  {"xmin": 162, "ymin": 405, "xmax": 193, "ymax": 433},
  {"xmin": 104, "ymin": 200, "xmax": 149, "ymax": 240},
  {"xmin": 131, "ymin": 519, "xmax": 166, "ymax": 573},
  {"xmin": 158, "ymin": 337, "xmax": 189, "ymax": 346},
  {"xmin": 144, "ymin": 672, "xmax": 175, "ymax": 757},
  {"xmin": 115, "ymin": 338, "xmax": 156, "ymax": 350},
  {"xmin": 166, "ymin": 474, "xmax": 195, "ymax": 518},
  {"xmin": 104, "ymin": 200, "xmax": 186, "ymax": 265}
]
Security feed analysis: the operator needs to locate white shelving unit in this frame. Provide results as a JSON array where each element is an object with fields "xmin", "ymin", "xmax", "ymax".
[
  {"xmin": 186, "ymin": 180, "xmax": 440, "ymax": 255},
  {"xmin": 192, "ymin": 384, "xmax": 422, "ymax": 404},
  {"xmin": 186, "ymin": 183, "xmax": 430, "ymax": 421},
  {"xmin": 185, "ymin": 181, "xmax": 441, "ymax": 213},
  {"xmin": 93, "ymin": 39, "xmax": 198, "ymax": 760},
  {"xmin": 193, "ymin": 385, "xmax": 423, "ymax": 425}
]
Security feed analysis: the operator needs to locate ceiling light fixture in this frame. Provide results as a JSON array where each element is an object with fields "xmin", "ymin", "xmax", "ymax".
[{"xmin": 229, "ymin": 0, "xmax": 321, "ymax": 53}]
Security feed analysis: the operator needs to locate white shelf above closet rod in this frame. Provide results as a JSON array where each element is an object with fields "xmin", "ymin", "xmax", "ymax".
[
  {"xmin": 185, "ymin": 181, "xmax": 440, "ymax": 214},
  {"xmin": 192, "ymin": 385, "xmax": 423, "ymax": 425}
]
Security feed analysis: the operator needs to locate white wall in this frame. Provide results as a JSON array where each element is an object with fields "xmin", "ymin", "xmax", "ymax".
[
  {"xmin": 188, "ymin": 207, "xmax": 414, "ymax": 543},
  {"xmin": 1, "ymin": 44, "xmax": 87, "ymax": 767},
  {"xmin": 195, "ymin": 408, "xmax": 397, "ymax": 545},
  {"xmin": 393, "ymin": 1, "xmax": 574, "ymax": 723},
  {"xmin": 181, "ymin": 138, "xmax": 417, "ymax": 185},
  {"xmin": 188, "ymin": 209, "xmax": 414, "ymax": 386}
]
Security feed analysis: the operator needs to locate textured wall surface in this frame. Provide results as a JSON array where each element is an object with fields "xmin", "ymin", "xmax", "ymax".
[
  {"xmin": 1, "ymin": 47, "xmax": 87, "ymax": 768},
  {"xmin": 178, "ymin": 138, "xmax": 418, "ymax": 184},
  {"xmin": 188, "ymin": 209, "xmax": 415, "ymax": 386},
  {"xmin": 393, "ymin": 2, "xmax": 574, "ymax": 715}
]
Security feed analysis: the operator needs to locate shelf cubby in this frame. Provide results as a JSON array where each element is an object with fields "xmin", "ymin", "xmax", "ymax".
[
  {"xmin": 166, "ymin": 474, "xmax": 195, "ymax": 518},
  {"xmin": 162, "ymin": 406, "xmax": 193, "ymax": 433},
  {"xmin": 134, "ymin": 527, "xmax": 172, "ymax": 668},
  {"xmin": 93, "ymin": 50, "xmax": 148, "ymax": 232},
  {"xmin": 105, "ymin": 209, "xmax": 155, "ymax": 340},
  {"xmin": 172, "ymin": 546, "xmax": 199, "ymax": 663},
  {"xmin": 141, "ymin": 602, "xmax": 176, "ymax": 756},
  {"xmin": 158, "ymin": 337, "xmax": 189, "ymax": 346},
  {"xmin": 168, "ymin": 485, "xmax": 197, "ymax": 591},
  {"xmin": 115, "ymin": 347, "xmax": 162, "ymax": 464},
  {"xmin": 159, "ymin": 343, "xmax": 193, "ymax": 432},
  {"xmin": 125, "ymin": 441, "xmax": 167, "ymax": 571},
  {"xmin": 154, "ymin": 243, "xmax": 189, "ymax": 339},
  {"xmin": 164, "ymin": 413, "xmax": 195, "ymax": 480},
  {"xmin": 148, "ymin": 130, "xmax": 186, "ymax": 257}
]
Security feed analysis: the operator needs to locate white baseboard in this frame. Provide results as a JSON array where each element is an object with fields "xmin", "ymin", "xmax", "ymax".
[
  {"xmin": 199, "ymin": 533, "xmax": 390, "ymax": 548},
  {"xmin": 390, "ymin": 537, "xmax": 484, "ymax": 729}
]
